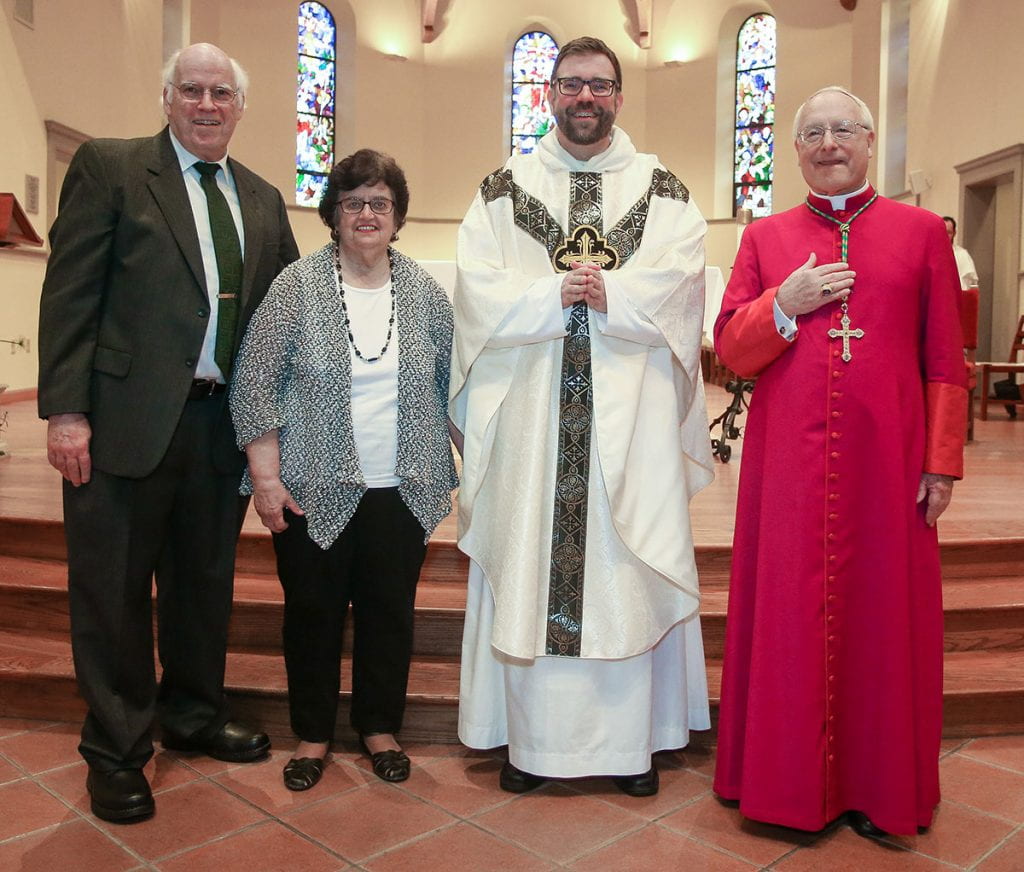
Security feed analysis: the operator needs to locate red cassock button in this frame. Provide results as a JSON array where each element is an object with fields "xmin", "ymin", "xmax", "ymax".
[
  {"xmin": 833, "ymin": 350, "xmax": 840, "ymax": 358},
  {"xmin": 832, "ymin": 411, "xmax": 841, "ymax": 418},
  {"xmin": 829, "ymin": 513, "xmax": 838, "ymax": 520},
  {"xmin": 827, "ymin": 577, "xmax": 836, "ymax": 583}
]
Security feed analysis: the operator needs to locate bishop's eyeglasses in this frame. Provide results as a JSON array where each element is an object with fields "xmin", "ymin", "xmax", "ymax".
[
  {"xmin": 552, "ymin": 77, "xmax": 618, "ymax": 97},
  {"xmin": 797, "ymin": 120, "xmax": 871, "ymax": 145}
]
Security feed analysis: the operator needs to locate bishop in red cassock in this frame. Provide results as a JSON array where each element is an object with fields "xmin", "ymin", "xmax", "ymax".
[{"xmin": 712, "ymin": 86, "xmax": 967, "ymax": 838}]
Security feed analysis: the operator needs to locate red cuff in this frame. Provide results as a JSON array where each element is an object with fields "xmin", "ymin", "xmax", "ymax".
[
  {"xmin": 925, "ymin": 381, "xmax": 967, "ymax": 478},
  {"xmin": 715, "ymin": 287, "xmax": 793, "ymax": 378}
]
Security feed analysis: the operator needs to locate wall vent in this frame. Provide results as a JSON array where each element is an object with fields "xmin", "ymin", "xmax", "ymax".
[{"xmin": 24, "ymin": 175, "xmax": 40, "ymax": 214}]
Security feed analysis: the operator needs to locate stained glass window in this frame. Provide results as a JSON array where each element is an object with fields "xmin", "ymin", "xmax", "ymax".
[
  {"xmin": 296, "ymin": 2, "xmax": 336, "ymax": 207},
  {"xmin": 511, "ymin": 31, "xmax": 558, "ymax": 155},
  {"xmin": 734, "ymin": 13, "xmax": 776, "ymax": 217}
]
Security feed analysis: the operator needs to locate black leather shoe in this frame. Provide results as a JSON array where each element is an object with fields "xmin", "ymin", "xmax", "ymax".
[
  {"xmin": 86, "ymin": 768, "xmax": 155, "ymax": 823},
  {"xmin": 499, "ymin": 761, "xmax": 545, "ymax": 793},
  {"xmin": 613, "ymin": 765, "xmax": 659, "ymax": 797},
  {"xmin": 283, "ymin": 756, "xmax": 326, "ymax": 791},
  {"xmin": 162, "ymin": 720, "xmax": 271, "ymax": 763},
  {"xmin": 848, "ymin": 810, "xmax": 888, "ymax": 840},
  {"xmin": 359, "ymin": 736, "xmax": 410, "ymax": 783}
]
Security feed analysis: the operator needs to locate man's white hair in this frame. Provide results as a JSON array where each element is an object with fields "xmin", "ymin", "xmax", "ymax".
[
  {"xmin": 792, "ymin": 86, "xmax": 874, "ymax": 139},
  {"xmin": 161, "ymin": 45, "xmax": 249, "ymax": 107}
]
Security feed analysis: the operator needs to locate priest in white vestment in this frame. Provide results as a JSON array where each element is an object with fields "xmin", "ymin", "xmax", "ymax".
[{"xmin": 449, "ymin": 36, "xmax": 714, "ymax": 796}]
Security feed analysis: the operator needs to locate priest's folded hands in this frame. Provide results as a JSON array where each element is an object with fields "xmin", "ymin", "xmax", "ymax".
[
  {"xmin": 560, "ymin": 261, "xmax": 607, "ymax": 312},
  {"xmin": 775, "ymin": 251, "xmax": 856, "ymax": 317}
]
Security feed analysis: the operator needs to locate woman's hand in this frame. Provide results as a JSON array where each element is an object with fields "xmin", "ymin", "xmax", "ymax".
[
  {"xmin": 252, "ymin": 477, "xmax": 304, "ymax": 533},
  {"xmin": 244, "ymin": 429, "xmax": 303, "ymax": 533}
]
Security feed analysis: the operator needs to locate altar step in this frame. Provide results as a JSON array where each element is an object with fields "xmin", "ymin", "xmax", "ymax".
[
  {"xmin": 2, "ymin": 556, "xmax": 1023, "ymax": 660},
  {"xmin": 1, "ymin": 629, "xmax": 1021, "ymax": 743},
  {"xmin": 1, "ymin": 538, "xmax": 1022, "ymax": 741}
]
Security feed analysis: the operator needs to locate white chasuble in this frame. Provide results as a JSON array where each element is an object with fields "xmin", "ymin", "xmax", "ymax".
[{"xmin": 450, "ymin": 127, "xmax": 714, "ymax": 663}]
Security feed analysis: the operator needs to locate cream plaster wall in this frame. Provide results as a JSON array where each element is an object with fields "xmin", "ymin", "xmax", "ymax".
[
  {"xmin": 3, "ymin": 0, "xmax": 1024, "ymax": 391},
  {"xmin": 1, "ymin": 8, "xmax": 49, "ymax": 392}
]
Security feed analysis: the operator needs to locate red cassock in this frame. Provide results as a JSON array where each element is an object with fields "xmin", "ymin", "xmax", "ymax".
[{"xmin": 712, "ymin": 187, "xmax": 967, "ymax": 835}]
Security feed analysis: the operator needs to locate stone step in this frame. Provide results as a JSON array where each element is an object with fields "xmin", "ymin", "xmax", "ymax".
[
  {"xmin": 1, "ymin": 629, "xmax": 1019, "ymax": 742},
  {"xmin": 4, "ymin": 557, "xmax": 1022, "ymax": 661},
  {"xmin": 5, "ymin": 516, "xmax": 1022, "ymax": 588}
]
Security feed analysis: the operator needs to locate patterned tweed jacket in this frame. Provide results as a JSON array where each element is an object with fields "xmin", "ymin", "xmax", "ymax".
[{"xmin": 230, "ymin": 243, "xmax": 458, "ymax": 548}]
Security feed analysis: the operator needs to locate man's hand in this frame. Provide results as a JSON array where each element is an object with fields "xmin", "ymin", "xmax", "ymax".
[
  {"xmin": 252, "ymin": 477, "xmax": 304, "ymax": 533},
  {"xmin": 916, "ymin": 473, "xmax": 955, "ymax": 527},
  {"xmin": 560, "ymin": 262, "xmax": 607, "ymax": 313},
  {"xmin": 46, "ymin": 413, "xmax": 92, "ymax": 486},
  {"xmin": 775, "ymin": 253, "xmax": 857, "ymax": 318}
]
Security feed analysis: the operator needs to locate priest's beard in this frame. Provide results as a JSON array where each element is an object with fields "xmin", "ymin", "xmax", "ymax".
[{"xmin": 554, "ymin": 103, "xmax": 615, "ymax": 146}]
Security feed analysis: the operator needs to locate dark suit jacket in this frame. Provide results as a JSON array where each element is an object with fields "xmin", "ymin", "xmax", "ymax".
[{"xmin": 38, "ymin": 127, "xmax": 299, "ymax": 478}]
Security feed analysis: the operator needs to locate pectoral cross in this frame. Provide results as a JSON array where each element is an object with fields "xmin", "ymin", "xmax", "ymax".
[
  {"xmin": 827, "ymin": 303, "xmax": 864, "ymax": 363},
  {"xmin": 552, "ymin": 225, "xmax": 619, "ymax": 272}
]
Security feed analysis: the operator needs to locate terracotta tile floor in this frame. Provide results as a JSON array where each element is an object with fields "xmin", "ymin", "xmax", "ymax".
[{"xmin": 0, "ymin": 719, "xmax": 1022, "ymax": 871}]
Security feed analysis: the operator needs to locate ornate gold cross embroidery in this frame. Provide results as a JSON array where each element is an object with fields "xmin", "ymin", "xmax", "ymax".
[
  {"xmin": 827, "ymin": 303, "xmax": 864, "ymax": 363},
  {"xmin": 552, "ymin": 225, "xmax": 619, "ymax": 272}
]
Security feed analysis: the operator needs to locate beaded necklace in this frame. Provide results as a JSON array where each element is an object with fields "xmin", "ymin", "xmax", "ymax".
[{"xmin": 334, "ymin": 247, "xmax": 396, "ymax": 363}]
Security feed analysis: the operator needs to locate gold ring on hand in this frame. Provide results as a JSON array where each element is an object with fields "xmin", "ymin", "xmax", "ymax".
[{"xmin": 821, "ymin": 283, "xmax": 833, "ymax": 296}]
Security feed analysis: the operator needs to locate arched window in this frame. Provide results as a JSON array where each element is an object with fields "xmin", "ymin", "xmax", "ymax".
[
  {"xmin": 510, "ymin": 31, "xmax": 559, "ymax": 155},
  {"xmin": 734, "ymin": 13, "xmax": 776, "ymax": 216},
  {"xmin": 296, "ymin": 2, "xmax": 336, "ymax": 207}
]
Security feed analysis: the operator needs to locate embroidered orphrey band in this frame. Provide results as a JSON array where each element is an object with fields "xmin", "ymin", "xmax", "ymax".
[{"xmin": 477, "ymin": 164, "xmax": 688, "ymax": 655}]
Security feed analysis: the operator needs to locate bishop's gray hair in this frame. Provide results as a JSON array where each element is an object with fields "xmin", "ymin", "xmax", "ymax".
[{"xmin": 792, "ymin": 86, "xmax": 874, "ymax": 139}]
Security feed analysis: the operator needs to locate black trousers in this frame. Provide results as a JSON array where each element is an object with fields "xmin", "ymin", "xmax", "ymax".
[
  {"xmin": 63, "ymin": 396, "xmax": 241, "ymax": 771},
  {"xmin": 272, "ymin": 488, "xmax": 427, "ymax": 743}
]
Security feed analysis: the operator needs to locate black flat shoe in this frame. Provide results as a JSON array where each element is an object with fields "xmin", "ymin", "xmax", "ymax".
[
  {"xmin": 360, "ymin": 736, "xmax": 410, "ymax": 782},
  {"xmin": 499, "ymin": 761, "xmax": 545, "ymax": 793},
  {"xmin": 86, "ymin": 767, "xmax": 155, "ymax": 823},
  {"xmin": 283, "ymin": 756, "xmax": 325, "ymax": 791},
  {"xmin": 613, "ymin": 765, "xmax": 659, "ymax": 797},
  {"xmin": 848, "ymin": 810, "xmax": 888, "ymax": 840},
  {"xmin": 162, "ymin": 720, "xmax": 271, "ymax": 763}
]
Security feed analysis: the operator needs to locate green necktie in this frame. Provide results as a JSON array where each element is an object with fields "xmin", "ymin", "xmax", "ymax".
[{"xmin": 194, "ymin": 161, "xmax": 242, "ymax": 378}]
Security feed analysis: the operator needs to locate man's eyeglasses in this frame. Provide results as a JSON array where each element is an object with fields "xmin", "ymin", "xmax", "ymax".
[
  {"xmin": 552, "ymin": 77, "xmax": 618, "ymax": 98},
  {"xmin": 797, "ymin": 121, "xmax": 870, "ymax": 145},
  {"xmin": 338, "ymin": 197, "xmax": 395, "ymax": 215},
  {"xmin": 172, "ymin": 82, "xmax": 240, "ymax": 105}
]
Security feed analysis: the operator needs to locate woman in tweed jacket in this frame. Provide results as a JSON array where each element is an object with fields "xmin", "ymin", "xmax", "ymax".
[{"xmin": 230, "ymin": 150, "xmax": 458, "ymax": 790}]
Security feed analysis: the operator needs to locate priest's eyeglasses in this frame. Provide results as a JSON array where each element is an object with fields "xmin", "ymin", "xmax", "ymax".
[
  {"xmin": 797, "ymin": 121, "xmax": 871, "ymax": 145},
  {"xmin": 552, "ymin": 77, "xmax": 618, "ymax": 97},
  {"xmin": 172, "ymin": 82, "xmax": 240, "ymax": 105},
  {"xmin": 338, "ymin": 197, "xmax": 395, "ymax": 215}
]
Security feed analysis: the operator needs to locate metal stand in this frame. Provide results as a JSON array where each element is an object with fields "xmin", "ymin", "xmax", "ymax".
[{"xmin": 709, "ymin": 378, "xmax": 754, "ymax": 463}]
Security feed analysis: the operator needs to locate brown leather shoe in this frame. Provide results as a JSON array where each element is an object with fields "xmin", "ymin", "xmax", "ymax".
[{"xmin": 86, "ymin": 767, "xmax": 155, "ymax": 823}]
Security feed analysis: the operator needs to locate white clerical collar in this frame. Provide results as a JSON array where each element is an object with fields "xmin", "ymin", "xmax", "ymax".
[
  {"xmin": 810, "ymin": 181, "xmax": 870, "ymax": 211},
  {"xmin": 168, "ymin": 129, "xmax": 231, "ymax": 177}
]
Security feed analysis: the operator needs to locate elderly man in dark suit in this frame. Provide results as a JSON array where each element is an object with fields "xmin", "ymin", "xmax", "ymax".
[{"xmin": 37, "ymin": 42, "xmax": 299, "ymax": 823}]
